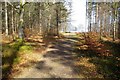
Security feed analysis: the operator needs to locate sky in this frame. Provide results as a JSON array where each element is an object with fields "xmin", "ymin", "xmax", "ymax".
[{"xmin": 69, "ymin": 0, "xmax": 87, "ymax": 32}]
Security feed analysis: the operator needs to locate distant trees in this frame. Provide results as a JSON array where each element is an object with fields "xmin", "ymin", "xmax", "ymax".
[
  {"xmin": 1, "ymin": 1, "xmax": 68, "ymax": 40},
  {"xmin": 86, "ymin": 1, "xmax": 120, "ymax": 41}
]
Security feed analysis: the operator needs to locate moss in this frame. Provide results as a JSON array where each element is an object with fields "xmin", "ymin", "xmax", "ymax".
[
  {"xmin": 19, "ymin": 45, "xmax": 33, "ymax": 53},
  {"xmin": 12, "ymin": 39, "xmax": 23, "ymax": 48},
  {"xmin": 2, "ymin": 39, "xmax": 24, "ymax": 78},
  {"xmin": 20, "ymin": 45, "xmax": 32, "ymax": 51},
  {"xmin": 13, "ymin": 57, "xmax": 21, "ymax": 64}
]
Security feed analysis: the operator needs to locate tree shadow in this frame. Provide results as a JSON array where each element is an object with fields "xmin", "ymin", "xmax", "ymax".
[
  {"xmin": 101, "ymin": 41, "xmax": 120, "ymax": 57},
  {"xmin": 95, "ymin": 41, "xmax": 120, "ymax": 79},
  {"xmin": 35, "ymin": 61, "xmax": 52, "ymax": 71},
  {"xmin": 24, "ymin": 38, "xmax": 48, "ymax": 53},
  {"xmin": 74, "ymin": 40, "xmax": 120, "ymax": 79},
  {"xmin": 42, "ymin": 37, "xmax": 92, "ymax": 76}
]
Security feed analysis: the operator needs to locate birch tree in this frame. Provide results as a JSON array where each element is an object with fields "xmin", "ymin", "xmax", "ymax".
[{"xmin": 5, "ymin": 0, "xmax": 8, "ymax": 36}]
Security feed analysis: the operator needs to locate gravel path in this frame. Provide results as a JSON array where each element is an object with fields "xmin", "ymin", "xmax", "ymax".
[
  {"xmin": 13, "ymin": 33, "xmax": 103, "ymax": 78},
  {"xmin": 13, "ymin": 33, "xmax": 80, "ymax": 78}
]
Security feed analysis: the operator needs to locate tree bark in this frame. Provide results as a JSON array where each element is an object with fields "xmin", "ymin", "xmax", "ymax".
[
  {"xmin": 18, "ymin": 1, "xmax": 25, "ymax": 39},
  {"xmin": 11, "ymin": 7, "xmax": 14, "ymax": 35},
  {"xmin": 0, "ymin": 3, "xmax": 2, "ymax": 43},
  {"xmin": 118, "ymin": 2, "xmax": 120, "ymax": 39},
  {"xmin": 5, "ymin": 1, "xmax": 8, "ymax": 36},
  {"xmin": 56, "ymin": 9, "xmax": 59, "ymax": 36},
  {"xmin": 118, "ymin": 13, "xmax": 120, "ymax": 39},
  {"xmin": 113, "ymin": 7, "xmax": 116, "ymax": 41}
]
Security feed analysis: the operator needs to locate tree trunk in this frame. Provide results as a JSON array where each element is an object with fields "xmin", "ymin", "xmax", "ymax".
[
  {"xmin": 5, "ymin": 1, "xmax": 8, "ymax": 36},
  {"xmin": 113, "ymin": 7, "xmax": 116, "ymax": 41},
  {"xmin": 11, "ymin": 7, "xmax": 14, "ymax": 35},
  {"xmin": 113, "ymin": 20, "xmax": 116, "ymax": 41},
  {"xmin": 89, "ymin": 17, "xmax": 92, "ymax": 32},
  {"xmin": 111, "ymin": 2, "xmax": 117, "ymax": 41},
  {"xmin": 95, "ymin": 3, "xmax": 98, "ymax": 32},
  {"xmin": 118, "ymin": 2, "xmax": 120, "ymax": 39},
  {"xmin": 0, "ymin": 3, "xmax": 2, "ymax": 43},
  {"xmin": 18, "ymin": 8, "xmax": 24, "ymax": 39},
  {"xmin": 14, "ymin": 12, "xmax": 17, "ymax": 33},
  {"xmin": 56, "ymin": 9, "xmax": 59, "ymax": 36},
  {"xmin": 18, "ymin": 1, "xmax": 25, "ymax": 39},
  {"xmin": 118, "ymin": 12, "xmax": 120, "ymax": 39},
  {"xmin": 39, "ymin": 3, "xmax": 42, "ymax": 34},
  {"xmin": 100, "ymin": 18, "xmax": 103, "ymax": 40}
]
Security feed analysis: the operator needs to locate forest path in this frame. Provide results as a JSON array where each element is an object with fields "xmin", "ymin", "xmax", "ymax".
[{"xmin": 13, "ymin": 33, "xmax": 103, "ymax": 78}]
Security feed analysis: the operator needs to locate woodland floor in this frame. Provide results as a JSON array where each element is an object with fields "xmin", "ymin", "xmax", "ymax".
[{"xmin": 2, "ymin": 33, "xmax": 120, "ymax": 79}]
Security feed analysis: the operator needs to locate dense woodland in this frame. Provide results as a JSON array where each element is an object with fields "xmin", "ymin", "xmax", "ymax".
[
  {"xmin": 1, "ymin": 0, "xmax": 120, "ymax": 79},
  {"xmin": 1, "ymin": 1, "xmax": 68, "ymax": 40},
  {"xmin": 86, "ymin": 1, "xmax": 120, "ymax": 41}
]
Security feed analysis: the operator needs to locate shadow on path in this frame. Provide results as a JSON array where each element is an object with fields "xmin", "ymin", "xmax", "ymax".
[
  {"xmin": 40, "ymin": 37, "xmax": 91, "ymax": 78},
  {"xmin": 13, "ymin": 34, "xmax": 103, "ymax": 78}
]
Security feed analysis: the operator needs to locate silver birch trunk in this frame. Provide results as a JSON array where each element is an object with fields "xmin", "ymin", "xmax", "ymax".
[
  {"xmin": 0, "ymin": 3, "xmax": 2, "ymax": 78},
  {"xmin": 11, "ymin": 7, "xmax": 14, "ymax": 35},
  {"xmin": 5, "ymin": 1, "xmax": 8, "ymax": 36},
  {"xmin": 18, "ymin": 0, "xmax": 25, "ymax": 39}
]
